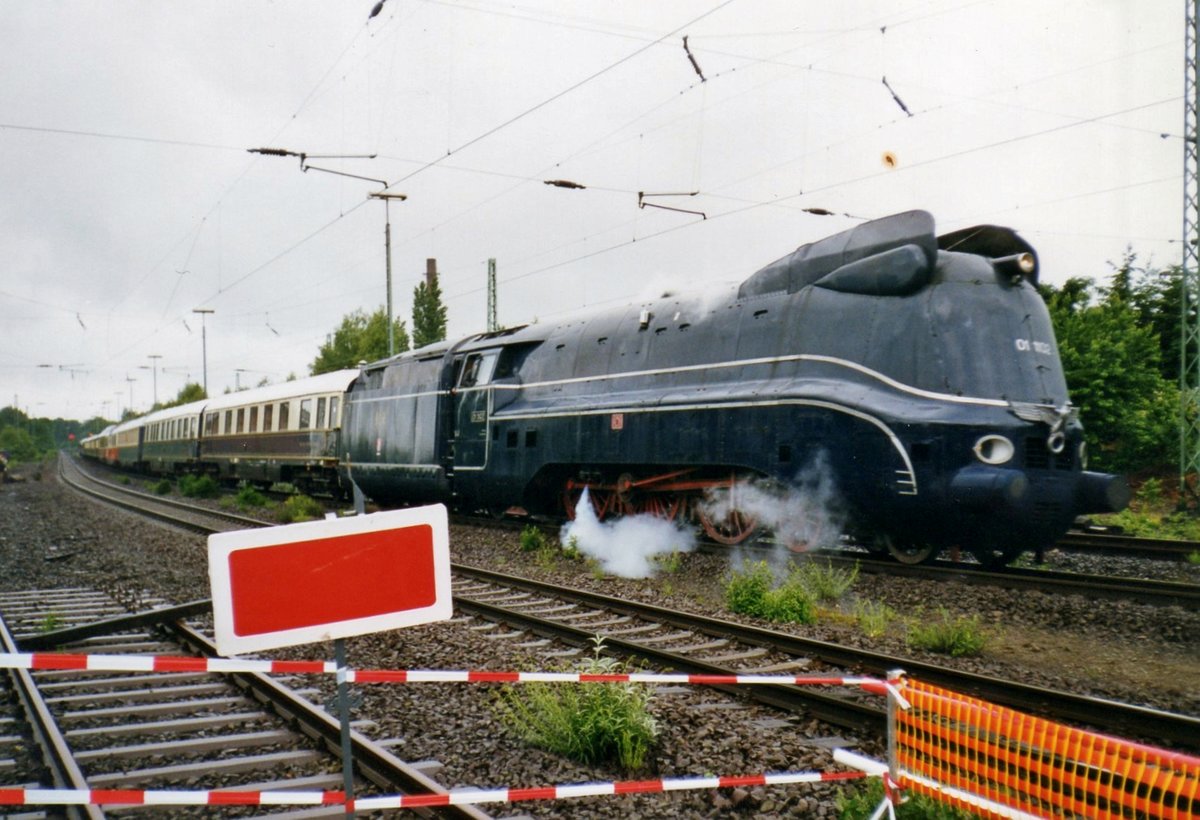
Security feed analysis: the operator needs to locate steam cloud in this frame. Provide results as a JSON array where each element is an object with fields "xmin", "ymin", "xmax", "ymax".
[
  {"xmin": 560, "ymin": 488, "xmax": 697, "ymax": 578},
  {"xmin": 699, "ymin": 451, "xmax": 847, "ymax": 553}
]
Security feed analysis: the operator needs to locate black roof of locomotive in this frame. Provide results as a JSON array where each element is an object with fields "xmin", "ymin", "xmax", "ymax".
[{"xmin": 737, "ymin": 209, "xmax": 1038, "ymax": 299}]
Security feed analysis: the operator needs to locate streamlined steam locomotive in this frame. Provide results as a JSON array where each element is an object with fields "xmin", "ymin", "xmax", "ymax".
[{"xmin": 340, "ymin": 210, "xmax": 1130, "ymax": 566}]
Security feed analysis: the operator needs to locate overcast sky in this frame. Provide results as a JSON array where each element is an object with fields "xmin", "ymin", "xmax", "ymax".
[{"xmin": 0, "ymin": 1, "xmax": 1182, "ymax": 421}]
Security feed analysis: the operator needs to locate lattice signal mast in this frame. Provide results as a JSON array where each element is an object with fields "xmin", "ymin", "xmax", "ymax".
[
  {"xmin": 487, "ymin": 258, "xmax": 498, "ymax": 332},
  {"xmin": 1182, "ymin": 0, "xmax": 1200, "ymax": 491}
]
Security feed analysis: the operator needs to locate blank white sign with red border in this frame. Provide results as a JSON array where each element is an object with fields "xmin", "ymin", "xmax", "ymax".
[{"xmin": 208, "ymin": 505, "xmax": 451, "ymax": 655}]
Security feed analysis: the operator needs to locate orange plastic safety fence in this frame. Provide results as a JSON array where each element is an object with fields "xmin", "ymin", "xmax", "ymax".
[{"xmin": 893, "ymin": 679, "xmax": 1200, "ymax": 819}]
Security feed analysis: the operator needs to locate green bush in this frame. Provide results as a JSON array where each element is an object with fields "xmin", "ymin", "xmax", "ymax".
[
  {"xmin": 234, "ymin": 482, "xmax": 268, "ymax": 508},
  {"xmin": 278, "ymin": 494, "xmax": 324, "ymax": 523},
  {"xmin": 724, "ymin": 561, "xmax": 816, "ymax": 624},
  {"xmin": 725, "ymin": 561, "xmax": 774, "ymax": 617},
  {"xmin": 853, "ymin": 599, "xmax": 896, "ymax": 638},
  {"xmin": 520, "ymin": 525, "xmax": 548, "ymax": 552},
  {"xmin": 178, "ymin": 473, "xmax": 219, "ymax": 498},
  {"xmin": 906, "ymin": 608, "xmax": 987, "ymax": 657},
  {"xmin": 791, "ymin": 559, "xmax": 859, "ymax": 603},
  {"xmin": 493, "ymin": 639, "xmax": 658, "ymax": 771},
  {"xmin": 152, "ymin": 478, "xmax": 172, "ymax": 495},
  {"xmin": 560, "ymin": 535, "xmax": 583, "ymax": 561}
]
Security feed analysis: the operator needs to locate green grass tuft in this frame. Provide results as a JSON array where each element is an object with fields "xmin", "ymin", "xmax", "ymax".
[
  {"xmin": 493, "ymin": 638, "xmax": 658, "ymax": 771},
  {"xmin": 836, "ymin": 777, "xmax": 977, "ymax": 819},
  {"xmin": 853, "ymin": 599, "xmax": 896, "ymax": 638},
  {"xmin": 724, "ymin": 561, "xmax": 816, "ymax": 624},
  {"xmin": 791, "ymin": 558, "xmax": 859, "ymax": 603},
  {"xmin": 906, "ymin": 607, "xmax": 987, "ymax": 657},
  {"xmin": 520, "ymin": 525, "xmax": 548, "ymax": 552},
  {"xmin": 234, "ymin": 482, "xmax": 268, "ymax": 509},
  {"xmin": 277, "ymin": 494, "xmax": 324, "ymax": 523}
]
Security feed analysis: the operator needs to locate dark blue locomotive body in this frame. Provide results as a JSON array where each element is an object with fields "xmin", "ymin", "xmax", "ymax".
[{"xmin": 340, "ymin": 211, "xmax": 1129, "ymax": 566}]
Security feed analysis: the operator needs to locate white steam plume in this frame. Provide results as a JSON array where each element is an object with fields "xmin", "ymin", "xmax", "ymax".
[
  {"xmin": 560, "ymin": 488, "xmax": 697, "ymax": 579},
  {"xmin": 700, "ymin": 451, "xmax": 846, "ymax": 552}
]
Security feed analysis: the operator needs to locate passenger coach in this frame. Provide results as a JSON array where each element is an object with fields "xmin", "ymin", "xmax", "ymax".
[{"xmin": 198, "ymin": 369, "xmax": 358, "ymax": 493}]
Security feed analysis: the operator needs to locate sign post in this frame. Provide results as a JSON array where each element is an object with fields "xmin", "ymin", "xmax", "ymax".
[{"xmin": 208, "ymin": 505, "xmax": 452, "ymax": 809}]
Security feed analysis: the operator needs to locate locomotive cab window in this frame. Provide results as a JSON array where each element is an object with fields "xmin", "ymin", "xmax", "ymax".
[
  {"xmin": 459, "ymin": 350, "xmax": 499, "ymax": 388},
  {"xmin": 299, "ymin": 398, "xmax": 312, "ymax": 430},
  {"xmin": 328, "ymin": 396, "xmax": 340, "ymax": 428},
  {"xmin": 316, "ymin": 397, "xmax": 327, "ymax": 429},
  {"xmin": 279, "ymin": 401, "xmax": 290, "ymax": 431}
]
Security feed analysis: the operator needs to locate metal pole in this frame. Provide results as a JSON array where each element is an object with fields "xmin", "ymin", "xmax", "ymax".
[
  {"xmin": 147, "ymin": 354, "xmax": 161, "ymax": 405},
  {"xmin": 335, "ymin": 638, "xmax": 355, "ymax": 815},
  {"xmin": 1182, "ymin": 0, "xmax": 1200, "ymax": 493},
  {"xmin": 193, "ymin": 309, "xmax": 214, "ymax": 396},
  {"xmin": 368, "ymin": 192, "xmax": 407, "ymax": 359},
  {"xmin": 386, "ymin": 211, "xmax": 394, "ymax": 357}
]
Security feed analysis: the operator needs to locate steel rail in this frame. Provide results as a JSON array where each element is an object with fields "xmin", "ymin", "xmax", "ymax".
[
  {"xmin": 63, "ymin": 455, "xmax": 1199, "ymax": 747},
  {"xmin": 455, "ymin": 564, "xmax": 1200, "ymax": 752},
  {"xmin": 455, "ymin": 594, "xmax": 884, "ymax": 733},
  {"xmin": 1059, "ymin": 530, "xmax": 1200, "ymax": 560},
  {"xmin": 805, "ymin": 552, "xmax": 1200, "ymax": 608},
  {"xmin": 166, "ymin": 622, "xmax": 492, "ymax": 820},
  {"xmin": 0, "ymin": 613, "xmax": 104, "ymax": 820},
  {"xmin": 60, "ymin": 456, "xmax": 266, "ymax": 532}
]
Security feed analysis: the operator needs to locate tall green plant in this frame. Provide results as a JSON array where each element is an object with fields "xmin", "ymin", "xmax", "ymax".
[{"xmin": 493, "ymin": 639, "xmax": 658, "ymax": 771}]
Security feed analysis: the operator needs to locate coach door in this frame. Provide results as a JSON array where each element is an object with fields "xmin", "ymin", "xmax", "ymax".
[{"xmin": 452, "ymin": 349, "xmax": 498, "ymax": 469}]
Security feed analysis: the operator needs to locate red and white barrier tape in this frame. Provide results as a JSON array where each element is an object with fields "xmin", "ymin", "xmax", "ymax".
[
  {"xmin": 0, "ymin": 652, "xmax": 901, "ymax": 698},
  {"xmin": 0, "ymin": 769, "xmax": 868, "ymax": 808}
]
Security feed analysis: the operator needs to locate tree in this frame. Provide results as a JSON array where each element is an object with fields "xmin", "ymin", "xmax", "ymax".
[
  {"xmin": 310, "ymin": 307, "xmax": 410, "ymax": 375},
  {"xmin": 1041, "ymin": 278, "xmax": 1178, "ymax": 472},
  {"xmin": 163, "ymin": 382, "xmax": 206, "ymax": 407},
  {"xmin": 412, "ymin": 274, "xmax": 448, "ymax": 349}
]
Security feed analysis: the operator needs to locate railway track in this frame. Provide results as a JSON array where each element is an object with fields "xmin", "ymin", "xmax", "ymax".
[
  {"xmin": 59, "ymin": 454, "xmax": 1200, "ymax": 754},
  {"xmin": 801, "ymin": 550, "xmax": 1200, "ymax": 608},
  {"xmin": 1059, "ymin": 528, "xmax": 1200, "ymax": 560},
  {"xmin": 0, "ymin": 587, "xmax": 491, "ymax": 819},
  {"xmin": 450, "ymin": 565, "xmax": 1200, "ymax": 753}
]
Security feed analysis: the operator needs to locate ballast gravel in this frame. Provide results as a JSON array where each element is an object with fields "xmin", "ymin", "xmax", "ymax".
[{"xmin": 0, "ymin": 463, "xmax": 1197, "ymax": 819}]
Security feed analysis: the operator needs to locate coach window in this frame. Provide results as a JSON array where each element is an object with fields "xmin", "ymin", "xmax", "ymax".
[
  {"xmin": 249, "ymin": 406, "xmax": 259, "ymax": 433},
  {"xmin": 316, "ymin": 396, "xmax": 327, "ymax": 429},
  {"xmin": 263, "ymin": 403, "xmax": 274, "ymax": 432},
  {"xmin": 329, "ymin": 396, "xmax": 340, "ymax": 428},
  {"xmin": 279, "ymin": 401, "xmax": 290, "ymax": 431},
  {"xmin": 299, "ymin": 398, "xmax": 312, "ymax": 430},
  {"xmin": 224, "ymin": 410, "xmax": 233, "ymax": 435},
  {"xmin": 236, "ymin": 408, "xmax": 245, "ymax": 434}
]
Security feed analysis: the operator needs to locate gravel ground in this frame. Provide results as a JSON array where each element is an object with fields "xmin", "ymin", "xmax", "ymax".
[{"xmin": 2, "ymin": 462, "xmax": 1197, "ymax": 819}]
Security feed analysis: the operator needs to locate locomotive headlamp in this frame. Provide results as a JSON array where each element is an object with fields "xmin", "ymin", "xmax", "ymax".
[
  {"xmin": 973, "ymin": 435, "xmax": 1014, "ymax": 465},
  {"xmin": 993, "ymin": 252, "xmax": 1036, "ymax": 282}
]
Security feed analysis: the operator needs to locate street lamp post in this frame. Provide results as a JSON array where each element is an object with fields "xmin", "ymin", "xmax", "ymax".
[
  {"xmin": 193, "ymin": 309, "xmax": 214, "ymax": 396},
  {"xmin": 126, "ymin": 375, "xmax": 136, "ymax": 412},
  {"xmin": 368, "ymin": 192, "xmax": 408, "ymax": 356},
  {"xmin": 248, "ymin": 147, "xmax": 405, "ymax": 357}
]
